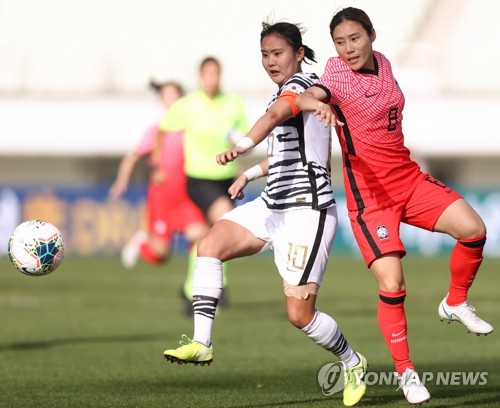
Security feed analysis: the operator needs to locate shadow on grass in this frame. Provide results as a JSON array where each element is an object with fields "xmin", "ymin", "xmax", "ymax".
[
  {"xmin": 227, "ymin": 397, "xmax": 331, "ymax": 407},
  {"xmin": 222, "ymin": 384, "xmax": 500, "ymax": 408},
  {"xmin": 151, "ymin": 362, "xmax": 499, "ymax": 408},
  {"xmin": 0, "ymin": 333, "xmax": 166, "ymax": 351},
  {"xmin": 427, "ymin": 391, "xmax": 500, "ymax": 408}
]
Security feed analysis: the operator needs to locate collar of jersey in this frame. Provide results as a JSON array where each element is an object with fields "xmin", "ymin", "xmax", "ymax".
[{"xmin": 358, "ymin": 55, "xmax": 379, "ymax": 76}]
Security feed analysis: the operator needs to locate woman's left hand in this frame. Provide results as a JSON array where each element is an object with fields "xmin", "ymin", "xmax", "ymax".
[{"xmin": 228, "ymin": 174, "xmax": 248, "ymax": 199}]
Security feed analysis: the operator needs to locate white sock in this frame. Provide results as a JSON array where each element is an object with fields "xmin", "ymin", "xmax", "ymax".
[
  {"xmin": 192, "ymin": 257, "xmax": 223, "ymax": 347},
  {"xmin": 301, "ymin": 310, "xmax": 360, "ymax": 368}
]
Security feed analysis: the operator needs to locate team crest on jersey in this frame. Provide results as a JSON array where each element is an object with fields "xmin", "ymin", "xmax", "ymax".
[{"xmin": 376, "ymin": 225, "xmax": 389, "ymax": 240}]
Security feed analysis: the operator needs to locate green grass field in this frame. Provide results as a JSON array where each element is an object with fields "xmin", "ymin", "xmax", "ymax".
[{"xmin": 0, "ymin": 254, "xmax": 499, "ymax": 407}]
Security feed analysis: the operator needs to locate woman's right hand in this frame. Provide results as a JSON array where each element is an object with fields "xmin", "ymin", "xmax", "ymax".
[{"xmin": 108, "ymin": 180, "xmax": 127, "ymax": 200}]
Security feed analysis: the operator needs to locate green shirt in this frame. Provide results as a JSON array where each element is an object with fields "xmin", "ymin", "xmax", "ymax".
[{"xmin": 159, "ymin": 90, "xmax": 249, "ymax": 180}]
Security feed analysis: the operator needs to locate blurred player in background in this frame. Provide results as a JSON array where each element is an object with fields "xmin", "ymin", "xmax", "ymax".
[
  {"xmin": 296, "ymin": 7, "xmax": 492, "ymax": 405},
  {"xmin": 109, "ymin": 81, "xmax": 208, "ymax": 315},
  {"xmin": 162, "ymin": 22, "xmax": 367, "ymax": 407},
  {"xmin": 153, "ymin": 56, "xmax": 250, "ymax": 310}
]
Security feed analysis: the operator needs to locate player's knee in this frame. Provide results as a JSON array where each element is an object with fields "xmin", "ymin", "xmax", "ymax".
[
  {"xmin": 197, "ymin": 234, "xmax": 223, "ymax": 258},
  {"xmin": 450, "ymin": 203, "xmax": 487, "ymax": 239},
  {"xmin": 288, "ymin": 313, "xmax": 307, "ymax": 329},
  {"xmin": 287, "ymin": 307, "xmax": 315, "ymax": 329},
  {"xmin": 463, "ymin": 218, "xmax": 487, "ymax": 240},
  {"xmin": 378, "ymin": 282, "xmax": 405, "ymax": 292}
]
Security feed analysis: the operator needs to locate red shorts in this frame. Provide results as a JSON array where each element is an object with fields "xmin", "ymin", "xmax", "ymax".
[
  {"xmin": 349, "ymin": 173, "xmax": 462, "ymax": 266},
  {"xmin": 146, "ymin": 183, "xmax": 205, "ymax": 241}
]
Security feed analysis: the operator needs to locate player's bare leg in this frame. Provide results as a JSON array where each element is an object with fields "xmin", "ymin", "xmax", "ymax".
[
  {"xmin": 164, "ymin": 220, "xmax": 264, "ymax": 364},
  {"xmin": 286, "ymin": 289, "xmax": 367, "ymax": 406}
]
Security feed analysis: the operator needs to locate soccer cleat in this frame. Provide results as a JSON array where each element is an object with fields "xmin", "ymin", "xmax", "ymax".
[
  {"xmin": 163, "ymin": 335, "xmax": 213, "ymax": 365},
  {"xmin": 121, "ymin": 230, "xmax": 147, "ymax": 269},
  {"xmin": 439, "ymin": 298, "xmax": 493, "ymax": 335},
  {"xmin": 396, "ymin": 368, "xmax": 430, "ymax": 405},
  {"xmin": 343, "ymin": 352, "xmax": 367, "ymax": 407}
]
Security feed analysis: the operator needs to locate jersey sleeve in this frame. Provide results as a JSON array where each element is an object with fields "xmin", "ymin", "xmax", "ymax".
[
  {"xmin": 277, "ymin": 74, "xmax": 313, "ymax": 116},
  {"xmin": 310, "ymin": 84, "xmax": 332, "ymax": 105},
  {"xmin": 316, "ymin": 57, "xmax": 348, "ymax": 105},
  {"xmin": 133, "ymin": 125, "xmax": 157, "ymax": 156},
  {"xmin": 277, "ymin": 90, "xmax": 301, "ymax": 116}
]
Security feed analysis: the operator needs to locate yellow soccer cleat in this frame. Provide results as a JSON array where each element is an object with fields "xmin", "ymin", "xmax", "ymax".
[
  {"xmin": 343, "ymin": 352, "xmax": 367, "ymax": 407},
  {"xmin": 163, "ymin": 335, "xmax": 213, "ymax": 366}
]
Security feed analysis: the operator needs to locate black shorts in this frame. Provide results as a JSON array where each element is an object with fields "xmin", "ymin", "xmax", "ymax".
[{"xmin": 186, "ymin": 177, "xmax": 235, "ymax": 215}]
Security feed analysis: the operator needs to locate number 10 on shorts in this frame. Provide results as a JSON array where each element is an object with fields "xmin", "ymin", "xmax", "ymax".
[{"xmin": 287, "ymin": 243, "xmax": 308, "ymax": 272}]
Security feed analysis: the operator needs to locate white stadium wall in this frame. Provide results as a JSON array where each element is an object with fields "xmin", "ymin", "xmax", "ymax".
[
  {"xmin": 0, "ymin": 0, "xmax": 432, "ymax": 95},
  {"xmin": 0, "ymin": 0, "xmax": 499, "ymax": 157}
]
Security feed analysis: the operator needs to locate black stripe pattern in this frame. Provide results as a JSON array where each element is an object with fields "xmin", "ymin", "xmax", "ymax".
[
  {"xmin": 460, "ymin": 237, "xmax": 486, "ymax": 248},
  {"xmin": 261, "ymin": 72, "xmax": 334, "ymax": 211},
  {"xmin": 299, "ymin": 209, "xmax": 327, "ymax": 285},
  {"xmin": 336, "ymin": 95, "xmax": 382, "ymax": 260},
  {"xmin": 379, "ymin": 293, "xmax": 406, "ymax": 305},
  {"xmin": 193, "ymin": 295, "xmax": 218, "ymax": 319},
  {"xmin": 329, "ymin": 332, "xmax": 349, "ymax": 356}
]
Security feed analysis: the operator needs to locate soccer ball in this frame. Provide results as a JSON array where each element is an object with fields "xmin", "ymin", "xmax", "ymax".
[{"xmin": 8, "ymin": 220, "xmax": 65, "ymax": 276}]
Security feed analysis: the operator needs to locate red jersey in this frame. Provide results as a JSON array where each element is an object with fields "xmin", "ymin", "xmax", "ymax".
[
  {"xmin": 316, "ymin": 51, "xmax": 424, "ymax": 211},
  {"xmin": 134, "ymin": 125, "xmax": 187, "ymax": 195}
]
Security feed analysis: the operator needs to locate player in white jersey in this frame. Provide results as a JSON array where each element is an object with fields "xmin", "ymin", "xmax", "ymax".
[
  {"xmin": 261, "ymin": 71, "xmax": 335, "ymax": 212},
  {"xmin": 163, "ymin": 21, "xmax": 367, "ymax": 407}
]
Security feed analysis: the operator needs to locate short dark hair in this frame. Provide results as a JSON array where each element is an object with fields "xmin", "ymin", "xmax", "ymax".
[
  {"xmin": 149, "ymin": 80, "xmax": 184, "ymax": 96},
  {"xmin": 329, "ymin": 7, "xmax": 374, "ymax": 37},
  {"xmin": 260, "ymin": 21, "xmax": 316, "ymax": 65},
  {"xmin": 199, "ymin": 56, "xmax": 221, "ymax": 72}
]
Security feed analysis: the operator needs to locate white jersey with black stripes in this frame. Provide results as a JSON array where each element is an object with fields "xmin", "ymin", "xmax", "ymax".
[{"xmin": 261, "ymin": 72, "xmax": 335, "ymax": 211}]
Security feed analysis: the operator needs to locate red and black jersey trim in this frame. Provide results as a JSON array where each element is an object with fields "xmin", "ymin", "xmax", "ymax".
[{"xmin": 345, "ymin": 150, "xmax": 382, "ymax": 262}]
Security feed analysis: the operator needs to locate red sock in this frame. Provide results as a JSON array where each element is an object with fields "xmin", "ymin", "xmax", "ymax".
[
  {"xmin": 447, "ymin": 235, "xmax": 486, "ymax": 306},
  {"xmin": 139, "ymin": 242, "xmax": 163, "ymax": 265},
  {"xmin": 378, "ymin": 289, "xmax": 413, "ymax": 375}
]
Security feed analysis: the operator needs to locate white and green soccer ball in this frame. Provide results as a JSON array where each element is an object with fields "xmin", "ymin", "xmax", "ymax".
[{"xmin": 8, "ymin": 220, "xmax": 65, "ymax": 276}]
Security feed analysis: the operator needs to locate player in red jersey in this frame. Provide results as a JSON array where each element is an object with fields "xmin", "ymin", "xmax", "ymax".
[
  {"xmin": 296, "ymin": 7, "xmax": 492, "ymax": 405},
  {"xmin": 109, "ymin": 81, "xmax": 207, "ymax": 292},
  {"xmin": 162, "ymin": 21, "xmax": 368, "ymax": 407}
]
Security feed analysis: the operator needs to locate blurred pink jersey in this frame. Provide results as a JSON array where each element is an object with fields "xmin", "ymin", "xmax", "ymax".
[{"xmin": 134, "ymin": 125, "xmax": 186, "ymax": 191}]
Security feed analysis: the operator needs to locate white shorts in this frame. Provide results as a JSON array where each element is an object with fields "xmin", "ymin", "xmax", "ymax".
[{"xmin": 221, "ymin": 198, "xmax": 337, "ymax": 286}]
